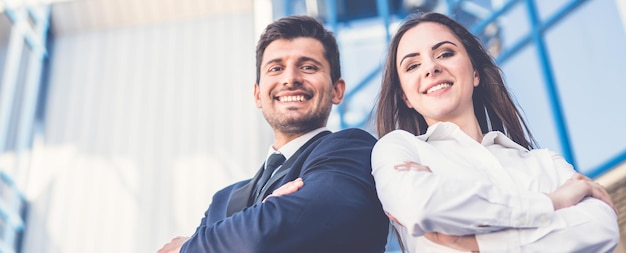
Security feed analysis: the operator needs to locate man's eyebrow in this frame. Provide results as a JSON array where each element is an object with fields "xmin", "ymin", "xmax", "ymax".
[
  {"xmin": 399, "ymin": 41, "xmax": 458, "ymax": 66},
  {"xmin": 298, "ymin": 56, "xmax": 323, "ymax": 66},
  {"xmin": 263, "ymin": 56, "xmax": 323, "ymax": 68},
  {"xmin": 263, "ymin": 58, "xmax": 282, "ymax": 68}
]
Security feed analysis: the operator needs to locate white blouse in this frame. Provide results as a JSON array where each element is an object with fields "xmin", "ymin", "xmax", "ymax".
[{"xmin": 372, "ymin": 122, "xmax": 618, "ymax": 253}]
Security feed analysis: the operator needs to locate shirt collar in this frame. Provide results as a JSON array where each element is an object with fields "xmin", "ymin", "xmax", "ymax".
[
  {"xmin": 418, "ymin": 122, "xmax": 528, "ymax": 151},
  {"xmin": 266, "ymin": 127, "xmax": 329, "ymax": 160},
  {"xmin": 482, "ymin": 131, "xmax": 529, "ymax": 151}
]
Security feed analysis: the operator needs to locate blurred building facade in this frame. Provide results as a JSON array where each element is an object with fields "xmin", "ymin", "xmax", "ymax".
[{"xmin": 0, "ymin": 0, "xmax": 625, "ymax": 252}]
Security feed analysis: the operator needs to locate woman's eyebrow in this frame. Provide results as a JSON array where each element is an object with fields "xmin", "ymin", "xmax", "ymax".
[
  {"xmin": 432, "ymin": 40, "xmax": 457, "ymax": 50},
  {"xmin": 399, "ymin": 52, "xmax": 419, "ymax": 66},
  {"xmin": 399, "ymin": 41, "xmax": 458, "ymax": 66}
]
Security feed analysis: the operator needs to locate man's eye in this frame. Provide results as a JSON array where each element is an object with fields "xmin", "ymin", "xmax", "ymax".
[
  {"xmin": 269, "ymin": 66, "xmax": 283, "ymax": 72},
  {"xmin": 301, "ymin": 65, "xmax": 318, "ymax": 73}
]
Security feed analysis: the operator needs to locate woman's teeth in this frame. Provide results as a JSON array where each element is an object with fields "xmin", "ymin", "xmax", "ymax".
[{"xmin": 426, "ymin": 83, "xmax": 452, "ymax": 94}]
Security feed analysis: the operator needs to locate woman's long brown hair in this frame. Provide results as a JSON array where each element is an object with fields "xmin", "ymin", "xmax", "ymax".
[{"xmin": 375, "ymin": 12, "xmax": 537, "ymax": 150}]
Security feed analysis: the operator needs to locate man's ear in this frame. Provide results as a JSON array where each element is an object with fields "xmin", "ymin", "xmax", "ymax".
[
  {"xmin": 253, "ymin": 83, "xmax": 262, "ymax": 108},
  {"xmin": 331, "ymin": 78, "xmax": 346, "ymax": 104}
]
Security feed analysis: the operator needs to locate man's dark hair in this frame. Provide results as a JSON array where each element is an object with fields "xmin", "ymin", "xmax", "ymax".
[{"xmin": 255, "ymin": 15, "xmax": 341, "ymax": 84}]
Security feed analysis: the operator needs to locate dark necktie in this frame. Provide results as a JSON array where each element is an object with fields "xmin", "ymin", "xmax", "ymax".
[{"xmin": 254, "ymin": 153, "xmax": 286, "ymax": 199}]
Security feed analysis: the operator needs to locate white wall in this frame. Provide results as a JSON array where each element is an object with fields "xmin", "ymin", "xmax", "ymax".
[{"xmin": 20, "ymin": 12, "xmax": 272, "ymax": 253}]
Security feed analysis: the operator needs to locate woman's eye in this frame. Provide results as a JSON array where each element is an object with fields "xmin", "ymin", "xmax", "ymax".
[
  {"xmin": 438, "ymin": 51, "xmax": 454, "ymax": 59},
  {"xmin": 406, "ymin": 63, "xmax": 420, "ymax": 71}
]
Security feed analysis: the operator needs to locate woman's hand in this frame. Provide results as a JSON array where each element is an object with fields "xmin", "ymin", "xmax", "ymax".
[
  {"xmin": 547, "ymin": 173, "xmax": 616, "ymax": 214},
  {"xmin": 262, "ymin": 178, "xmax": 304, "ymax": 202},
  {"xmin": 424, "ymin": 232, "xmax": 479, "ymax": 252}
]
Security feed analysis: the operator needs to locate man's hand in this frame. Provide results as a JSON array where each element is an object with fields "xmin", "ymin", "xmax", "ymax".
[
  {"xmin": 262, "ymin": 178, "xmax": 304, "ymax": 202},
  {"xmin": 157, "ymin": 236, "xmax": 189, "ymax": 253},
  {"xmin": 424, "ymin": 232, "xmax": 479, "ymax": 252},
  {"xmin": 547, "ymin": 173, "xmax": 616, "ymax": 214},
  {"xmin": 394, "ymin": 161, "xmax": 431, "ymax": 172},
  {"xmin": 386, "ymin": 161, "xmax": 430, "ymax": 227},
  {"xmin": 386, "ymin": 212, "xmax": 401, "ymax": 224}
]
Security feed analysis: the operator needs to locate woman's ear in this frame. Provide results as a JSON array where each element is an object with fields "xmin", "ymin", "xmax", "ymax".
[
  {"xmin": 402, "ymin": 93, "xmax": 413, "ymax": 108},
  {"xmin": 473, "ymin": 70, "xmax": 480, "ymax": 87}
]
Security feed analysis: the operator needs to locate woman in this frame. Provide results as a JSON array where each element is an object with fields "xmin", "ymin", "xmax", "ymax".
[{"xmin": 372, "ymin": 12, "xmax": 618, "ymax": 252}]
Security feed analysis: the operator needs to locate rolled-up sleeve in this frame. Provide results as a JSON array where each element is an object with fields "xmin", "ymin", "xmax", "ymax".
[
  {"xmin": 476, "ymin": 152, "xmax": 619, "ymax": 252},
  {"xmin": 372, "ymin": 130, "xmax": 554, "ymax": 237}
]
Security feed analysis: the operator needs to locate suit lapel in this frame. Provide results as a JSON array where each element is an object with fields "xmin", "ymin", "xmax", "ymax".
[
  {"xmin": 253, "ymin": 131, "xmax": 331, "ymax": 203},
  {"xmin": 227, "ymin": 131, "xmax": 332, "ymax": 214},
  {"xmin": 252, "ymin": 156, "xmax": 296, "ymax": 203},
  {"xmin": 226, "ymin": 165, "xmax": 263, "ymax": 217}
]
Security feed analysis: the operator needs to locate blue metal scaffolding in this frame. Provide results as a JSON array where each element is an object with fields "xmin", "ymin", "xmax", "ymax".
[
  {"xmin": 276, "ymin": 0, "xmax": 626, "ymax": 179},
  {"xmin": 0, "ymin": 4, "xmax": 50, "ymax": 253}
]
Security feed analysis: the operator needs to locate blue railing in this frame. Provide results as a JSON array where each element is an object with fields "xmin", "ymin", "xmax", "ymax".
[
  {"xmin": 0, "ymin": 3, "xmax": 51, "ymax": 252},
  {"xmin": 0, "ymin": 172, "xmax": 26, "ymax": 253},
  {"xmin": 278, "ymin": 0, "xmax": 625, "ymax": 178}
]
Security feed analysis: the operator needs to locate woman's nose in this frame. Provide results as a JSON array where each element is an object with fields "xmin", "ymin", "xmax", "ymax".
[{"xmin": 424, "ymin": 61, "xmax": 441, "ymax": 78}]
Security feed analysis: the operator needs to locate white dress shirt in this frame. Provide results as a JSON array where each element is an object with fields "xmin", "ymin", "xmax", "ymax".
[
  {"xmin": 372, "ymin": 122, "xmax": 618, "ymax": 253},
  {"xmin": 264, "ymin": 127, "xmax": 328, "ymax": 177}
]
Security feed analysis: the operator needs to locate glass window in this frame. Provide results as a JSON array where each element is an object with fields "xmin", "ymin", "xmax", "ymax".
[
  {"xmin": 491, "ymin": 2, "xmax": 529, "ymax": 58},
  {"xmin": 536, "ymin": 0, "xmax": 575, "ymax": 22},
  {"xmin": 544, "ymin": 0, "xmax": 626, "ymax": 174},
  {"xmin": 438, "ymin": 0, "xmax": 528, "ymax": 60},
  {"xmin": 451, "ymin": 0, "xmax": 507, "ymax": 56},
  {"xmin": 330, "ymin": 19, "xmax": 388, "ymax": 130},
  {"xmin": 5, "ymin": 39, "xmax": 32, "ymax": 152},
  {"xmin": 0, "ymin": 214, "xmax": 6, "ymax": 242},
  {"xmin": 0, "ymin": 13, "xmax": 12, "ymax": 83},
  {"xmin": 27, "ymin": 10, "xmax": 37, "ymax": 31},
  {"xmin": 501, "ymin": 44, "xmax": 562, "ymax": 156},
  {"xmin": 0, "ymin": 175, "xmax": 15, "ymax": 211}
]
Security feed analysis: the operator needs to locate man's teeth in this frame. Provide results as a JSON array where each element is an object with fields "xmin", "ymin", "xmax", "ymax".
[
  {"xmin": 279, "ymin": 95, "xmax": 306, "ymax": 102},
  {"xmin": 426, "ymin": 83, "xmax": 452, "ymax": 94}
]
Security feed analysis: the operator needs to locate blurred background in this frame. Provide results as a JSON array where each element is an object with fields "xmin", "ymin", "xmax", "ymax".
[{"xmin": 0, "ymin": 0, "xmax": 625, "ymax": 252}]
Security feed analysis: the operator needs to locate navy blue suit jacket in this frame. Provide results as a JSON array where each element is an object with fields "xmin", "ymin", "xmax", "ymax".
[{"xmin": 181, "ymin": 128, "xmax": 389, "ymax": 253}]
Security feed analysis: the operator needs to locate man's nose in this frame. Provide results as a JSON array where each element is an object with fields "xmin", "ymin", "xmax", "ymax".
[{"xmin": 282, "ymin": 67, "xmax": 303, "ymax": 86}]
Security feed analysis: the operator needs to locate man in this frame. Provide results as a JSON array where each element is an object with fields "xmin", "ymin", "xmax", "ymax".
[{"xmin": 158, "ymin": 15, "xmax": 389, "ymax": 253}]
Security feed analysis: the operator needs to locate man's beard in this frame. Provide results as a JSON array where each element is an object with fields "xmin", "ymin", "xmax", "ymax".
[{"xmin": 264, "ymin": 107, "xmax": 331, "ymax": 135}]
